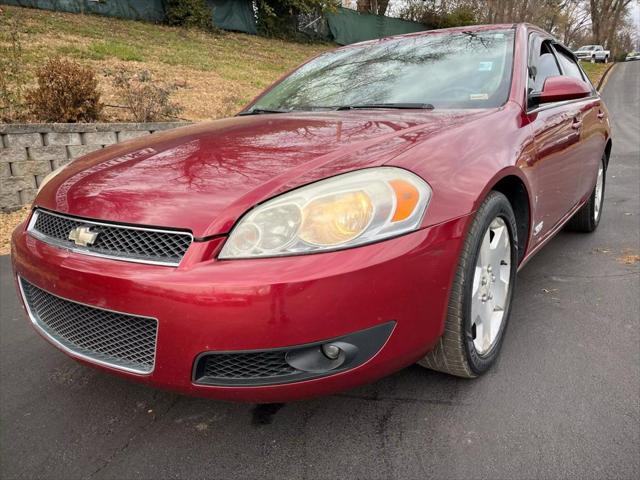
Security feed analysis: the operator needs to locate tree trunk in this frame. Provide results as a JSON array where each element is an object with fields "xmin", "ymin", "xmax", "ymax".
[
  {"xmin": 589, "ymin": 0, "xmax": 631, "ymax": 53},
  {"xmin": 357, "ymin": 0, "xmax": 389, "ymax": 15},
  {"xmin": 377, "ymin": 0, "xmax": 390, "ymax": 15},
  {"xmin": 605, "ymin": 0, "xmax": 631, "ymax": 55}
]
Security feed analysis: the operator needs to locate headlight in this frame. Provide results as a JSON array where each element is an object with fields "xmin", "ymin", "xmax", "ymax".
[
  {"xmin": 219, "ymin": 167, "xmax": 432, "ymax": 259},
  {"xmin": 37, "ymin": 164, "xmax": 67, "ymax": 193}
]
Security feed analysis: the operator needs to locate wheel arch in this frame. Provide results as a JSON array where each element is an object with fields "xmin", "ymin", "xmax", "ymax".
[
  {"xmin": 486, "ymin": 173, "xmax": 532, "ymax": 264},
  {"xmin": 604, "ymin": 138, "xmax": 613, "ymax": 169}
]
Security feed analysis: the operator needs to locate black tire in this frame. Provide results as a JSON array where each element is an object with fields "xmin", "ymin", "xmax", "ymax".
[
  {"xmin": 419, "ymin": 191, "xmax": 519, "ymax": 378},
  {"xmin": 565, "ymin": 155, "xmax": 606, "ymax": 233}
]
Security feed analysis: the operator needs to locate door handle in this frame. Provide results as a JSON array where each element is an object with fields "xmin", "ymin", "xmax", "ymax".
[{"xmin": 571, "ymin": 113, "xmax": 582, "ymax": 130}]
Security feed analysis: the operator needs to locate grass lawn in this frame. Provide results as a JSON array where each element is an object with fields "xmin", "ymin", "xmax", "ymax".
[
  {"xmin": 1, "ymin": 6, "xmax": 333, "ymax": 121},
  {"xmin": 579, "ymin": 61, "xmax": 612, "ymax": 87}
]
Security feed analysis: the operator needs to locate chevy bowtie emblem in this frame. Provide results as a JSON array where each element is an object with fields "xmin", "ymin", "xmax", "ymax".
[{"xmin": 68, "ymin": 226, "xmax": 99, "ymax": 247}]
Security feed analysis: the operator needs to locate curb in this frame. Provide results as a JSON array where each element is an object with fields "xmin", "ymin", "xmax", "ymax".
[{"xmin": 597, "ymin": 63, "xmax": 616, "ymax": 91}]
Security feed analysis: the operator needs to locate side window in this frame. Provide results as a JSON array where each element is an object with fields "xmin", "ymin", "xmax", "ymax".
[
  {"xmin": 554, "ymin": 47, "xmax": 585, "ymax": 81},
  {"xmin": 529, "ymin": 39, "xmax": 561, "ymax": 93}
]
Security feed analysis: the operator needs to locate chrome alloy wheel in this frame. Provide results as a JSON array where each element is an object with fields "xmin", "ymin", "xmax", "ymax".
[
  {"xmin": 594, "ymin": 162, "xmax": 604, "ymax": 221},
  {"xmin": 471, "ymin": 217, "xmax": 511, "ymax": 355}
]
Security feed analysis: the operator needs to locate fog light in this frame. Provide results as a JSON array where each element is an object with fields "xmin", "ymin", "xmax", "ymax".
[{"xmin": 322, "ymin": 344, "xmax": 341, "ymax": 360}]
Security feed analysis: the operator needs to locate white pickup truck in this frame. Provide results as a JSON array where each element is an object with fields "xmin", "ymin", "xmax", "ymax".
[{"xmin": 573, "ymin": 45, "xmax": 610, "ymax": 63}]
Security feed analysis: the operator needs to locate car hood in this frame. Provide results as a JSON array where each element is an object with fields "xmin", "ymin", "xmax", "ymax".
[{"xmin": 38, "ymin": 110, "xmax": 489, "ymax": 237}]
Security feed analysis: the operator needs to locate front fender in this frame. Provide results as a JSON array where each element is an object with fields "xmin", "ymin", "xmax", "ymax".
[{"xmin": 388, "ymin": 103, "xmax": 535, "ymax": 232}]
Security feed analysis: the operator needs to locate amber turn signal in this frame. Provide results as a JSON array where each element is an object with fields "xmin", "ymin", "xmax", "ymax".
[{"xmin": 390, "ymin": 179, "xmax": 420, "ymax": 222}]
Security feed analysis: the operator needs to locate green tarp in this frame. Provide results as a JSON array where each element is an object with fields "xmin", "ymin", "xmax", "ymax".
[
  {"xmin": 1, "ymin": 0, "xmax": 166, "ymax": 22},
  {"xmin": 326, "ymin": 7, "xmax": 428, "ymax": 45},
  {"xmin": 0, "ymin": 0, "xmax": 257, "ymax": 34},
  {"xmin": 208, "ymin": 0, "xmax": 256, "ymax": 34},
  {"xmin": 2, "ymin": 2, "xmax": 424, "ymax": 43}
]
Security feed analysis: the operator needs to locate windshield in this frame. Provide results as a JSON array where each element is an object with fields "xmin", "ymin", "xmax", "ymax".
[
  {"xmin": 248, "ymin": 29, "xmax": 515, "ymax": 112},
  {"xmin": 579, "ymin": 45, "xmax": 596, "ymax": 50}
]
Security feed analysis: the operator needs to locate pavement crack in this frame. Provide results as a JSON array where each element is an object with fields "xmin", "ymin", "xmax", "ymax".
[
  {"xmin": 520, "ymin": 271, "xmax": 640, "ymax": 282},
  {"xmin": 376, "ymin": 401, "xmax": 400, "ymax": 480},
  {"xmin": 300, "ymin": 404, "xmax": 320, "ymax": 480},
  {"xmin": 333, "ymin": 393, "xmax": 466, "ymax": 406},
  {"xmin": 85, "ymin": 396, "xmax": 181, "ymax": 479},
  {"xmin": 548, "ymin": 272, "xmax": 639, "ymax": 279}
]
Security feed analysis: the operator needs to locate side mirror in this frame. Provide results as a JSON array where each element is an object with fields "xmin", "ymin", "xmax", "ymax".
[{"xmin": 530, "ymin": 76, "xmax": 592, "ymax": 106}]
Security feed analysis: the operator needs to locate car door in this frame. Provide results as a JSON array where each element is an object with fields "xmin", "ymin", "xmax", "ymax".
[
  {"xmin": 526, "ymin": 36, "xmax": 584, "ymax": 242},
  {"xmin": 551, "ymin": 43, "xmax": 605, "ymax": 205}
]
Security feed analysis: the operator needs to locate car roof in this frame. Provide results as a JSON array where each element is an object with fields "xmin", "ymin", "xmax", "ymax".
[
  {"xmin": 335, "ymin": 23, "xmax": 559, "ymax": 51},
  {"xmin": 334, "ymin": 23, "xmax": 518, "ymax": 50}
]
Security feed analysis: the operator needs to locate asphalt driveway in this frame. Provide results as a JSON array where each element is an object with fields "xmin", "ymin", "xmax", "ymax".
[{"xmin": 1, "ymin": 62, "xmax": 638, "ymax": 480}]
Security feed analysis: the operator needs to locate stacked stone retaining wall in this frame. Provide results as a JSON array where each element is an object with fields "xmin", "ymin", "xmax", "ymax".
[{"xmin": 0, "ymin": 122, "xmax": 189, "ymax": 211}]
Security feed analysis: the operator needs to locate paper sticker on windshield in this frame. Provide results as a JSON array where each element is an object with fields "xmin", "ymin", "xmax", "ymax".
[
  {"xmin": 478, "ymin": 62, "xmax": 493, "ymax": 71},
  {"xmin": 469, "ymin": 93, "xmax": 489, "ymax": 100}
]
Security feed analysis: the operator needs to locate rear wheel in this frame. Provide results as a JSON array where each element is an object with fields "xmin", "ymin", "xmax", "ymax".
[
  {"xmin": 419, "ymin": 192, "xmax": 518, "ymax": 377},
  {"xmin": 565, "ymin": 155, "xmax": 606, "ymax": 232}
]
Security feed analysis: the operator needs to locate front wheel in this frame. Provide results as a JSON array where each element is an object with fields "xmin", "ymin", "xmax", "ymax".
[
  {"xmin": 591, "ymin": 56, "xmax": 596, "ymax": 63},
  {"xmin": 565, "ymin": 155, "xmax": 606, "ymax": 232},
  {"xmin": 419, "ymin": 192, "xmax": 518, "ymax": 377},
  {"xmin": 604, "ymin": 56, "xmax": 609, "ymax": 64}
]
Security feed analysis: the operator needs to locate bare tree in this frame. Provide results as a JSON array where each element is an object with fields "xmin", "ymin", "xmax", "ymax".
[
  {"xmin": 588, "ymin": 0, "xmax": 633, "ymax": 55},
  {"xmin": 356, "ymin": 0, "xmax": 390, "ymax": 15},
  {"xmin": 397, "ymin": 0, "xmax": 635, "ymax": 55},
  {"xmin": 558, "ymin": 1, "xmax": 591, "ymax": 46}
]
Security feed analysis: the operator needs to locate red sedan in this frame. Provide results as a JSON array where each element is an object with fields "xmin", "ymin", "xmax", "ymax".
[{"xmin": 11, "ymin": 23, "xmax": 611, "ymax": 402}]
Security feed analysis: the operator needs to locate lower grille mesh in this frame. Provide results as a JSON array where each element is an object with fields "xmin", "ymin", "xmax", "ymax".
[
  {"xmin": 202, "ymin": 351, "xmax": 296, "ymax": 379},
  {"xmin": 20, "ymin": 278, "xmax": 157, "ymax": 373},
  {"xmin": 193, "ymin": 322, "xmax": 395, "ymax": 387}
]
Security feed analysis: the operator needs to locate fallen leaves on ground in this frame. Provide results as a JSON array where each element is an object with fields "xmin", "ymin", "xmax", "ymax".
[
  {"xmin": 617, "ymin": 249, "xmax": 640, "ymax": 265},
  {"xmin": 0, "ymin": 207, "xmax": 30, "ymax": 255}
]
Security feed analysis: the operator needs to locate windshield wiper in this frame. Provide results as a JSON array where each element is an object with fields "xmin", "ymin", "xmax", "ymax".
[
  {"xmin": 237, "ymin": 108, "xmax": 292, "ymax": 116},
  {"xmin": 335, "ymin": 103, "xmax": 435, "ymax": 111}
]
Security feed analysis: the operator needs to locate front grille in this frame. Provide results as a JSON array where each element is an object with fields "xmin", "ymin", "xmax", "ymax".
[
  {"xmin": 28, "ymin": 209, "xmax": 192, "ymax": 266},
  {"xmin": 20, "ymin": 278, "xmax": 157, "ymax": 374},
  {"xmin": 202, "ymin": 351, "xmax": 296, "ymax": 380}
]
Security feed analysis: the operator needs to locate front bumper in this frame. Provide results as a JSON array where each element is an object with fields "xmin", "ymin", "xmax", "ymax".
[
  {"xmin": 11, "ymin": 213, "xmax": 467, "ymax": 402},
  {"xmin": 575, "ymin": 53, "xmax": 595, "ymax": 61}
]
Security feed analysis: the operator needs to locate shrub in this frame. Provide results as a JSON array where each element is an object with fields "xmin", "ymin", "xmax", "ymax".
[
  {"xmin": 0, "ymin": 11, "xmax": 28, "ymax": 122},
  {"xmin": 110, "ymin": 69, "xmax": 184, "ymax": 122},
  {"xmin": 256, "ymin": 0, "xmax": 298, "ymax": 40},
  {"xmin": 398, "ymin": 3, "xmax": 477, "ymax": 29},
  {"xmin": 256, "ymin": 1, "xmax": 337, "ymax": 41},
  {"xmin": 26, "ymin": 57, "xmax": 103, "ymax": 122},
  {"xmin": 164, "ymin": 0, "xmax": 215, "ymax": 31}
]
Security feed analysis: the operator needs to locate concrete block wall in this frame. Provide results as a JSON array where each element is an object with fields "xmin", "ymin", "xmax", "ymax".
[{"xmin": 0, "ymin": 122, "xmax": 189, "ymax": 211}]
